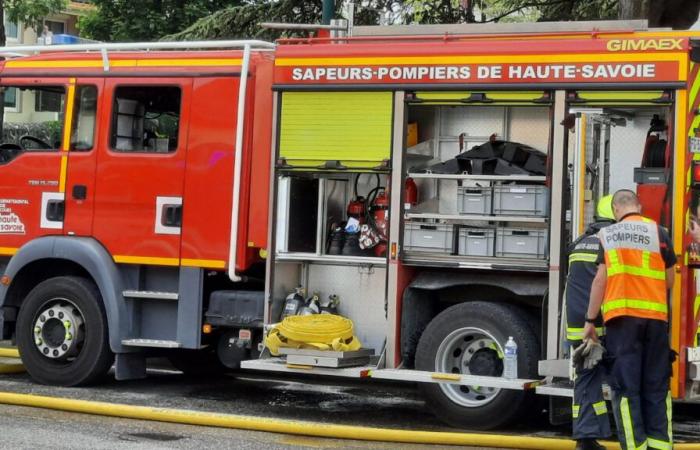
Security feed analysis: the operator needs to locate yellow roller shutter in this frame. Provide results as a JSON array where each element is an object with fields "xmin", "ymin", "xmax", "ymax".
[
  {"xmin": 279, "ymin": 91, "xmax": 393, "ymax": 170},
  {"xmin": 569, "ymin": 90, "xmax": 673, "ymax": 106},
  {"xmin": 410, "ymin": 91, "xmax": 551, "ymax": 105}
]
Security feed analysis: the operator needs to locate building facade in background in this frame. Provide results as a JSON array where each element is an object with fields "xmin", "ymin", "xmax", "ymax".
[{"xmin": 3, "ymin": 1, "xmax": 93, "ymax": 138}]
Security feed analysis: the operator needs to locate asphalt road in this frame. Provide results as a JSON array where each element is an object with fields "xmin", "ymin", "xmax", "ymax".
[
  {"xmin": 0, "ymin": 403, "xmax": 497, "ymax": 450},
  {"xmin": 0, "ymin": 362, "xmax": 698, "ymax": 449}
]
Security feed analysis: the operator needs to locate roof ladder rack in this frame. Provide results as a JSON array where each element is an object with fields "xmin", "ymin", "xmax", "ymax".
[{"xmin": 0, "ymin": 39, "xmax": 275, "ymax": 58}]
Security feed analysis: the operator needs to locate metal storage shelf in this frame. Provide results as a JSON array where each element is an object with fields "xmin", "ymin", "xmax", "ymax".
[
  {"xmin": 242, "ymin": 357, "xmax": 376, "ymax": 377},
  {"xmin": 406, "ymin": 153, "xmax": 435, "ymax": 161},
  {"xmin": 439, "ymin": 135, "xmax": 495, "ymax": 142},
  {"xmin": 407, "ymin": 173, "xmax": 546, "ymax": 182},
  {"xmin": 401, "ymin": 252, "xmax": 549, "ymax": 272},
  {"xmin": 275, "ymin": 253, "xmax": 387, "ymax": 266},
  {"xmin": 242, "ymin": 359, "xmax": 541, "ymax": 390},
  {"xmin": 405, "ymin": 212, "xmax": 547, "ymax": 223}
]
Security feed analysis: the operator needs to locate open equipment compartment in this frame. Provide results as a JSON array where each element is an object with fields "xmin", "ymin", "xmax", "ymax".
[
  {"xmin": 567, "ymin": 90, "xmax": 676, "ymax": 237},
  {"xmin": 401, "ymin": 92, "xmax": 552, "ymax": 265},
  {"xmin": 266, "ymin": 90, "xmax": 395, "ymax": 362}
]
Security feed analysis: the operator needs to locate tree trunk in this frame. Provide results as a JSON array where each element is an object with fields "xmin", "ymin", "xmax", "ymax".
[
  {"xmin": 620, "ymin": 0, "xmax": 700, "ymax": 29},
  {"xmin": 618, "ymin": 0, "xmax": 650, "ymax": 20}
]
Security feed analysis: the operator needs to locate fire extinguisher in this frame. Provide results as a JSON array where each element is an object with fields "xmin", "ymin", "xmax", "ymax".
[
  {"xmin": 368, "ymin": 187, "xmax": 389, "ymax": 257},
  {"xmin": 404, "ymin": 177, "xmax": 418, "ymax": 210},
  {"xmin": 347, "ymin": 174, "xmax": 375, "ymax": 223}
]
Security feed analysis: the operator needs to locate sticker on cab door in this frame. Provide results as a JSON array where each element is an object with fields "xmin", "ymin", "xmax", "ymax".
[{"xmin": 0, "ymin": 199, "xmax": 27, "ymax": 234}]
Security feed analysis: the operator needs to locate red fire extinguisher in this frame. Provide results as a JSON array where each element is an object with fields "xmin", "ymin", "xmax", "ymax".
[
  {"xmin": 404, "ymin": 177, "xmax": 418, "ymax": 210},
  {"xmin": 347, "ymin": 196, "xmax": 366, "ymax": 223},
  {"xmin": 369, "ymin": 188, "xmax": 389, "ymax": 257}
]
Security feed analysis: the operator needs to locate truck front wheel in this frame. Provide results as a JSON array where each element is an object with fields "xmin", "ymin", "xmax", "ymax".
[
  {"xmin": 16, "ymin": 276, "xmax": 113, "ymax": 386},
  {"xmin": 415, "ymin": 301, "xmax": 539, "ymax": 430}
]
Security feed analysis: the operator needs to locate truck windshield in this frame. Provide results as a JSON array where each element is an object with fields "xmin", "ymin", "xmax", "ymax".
[{"xmin": 0, "ymin": 85, "xmax": 65, "ymax": 164}]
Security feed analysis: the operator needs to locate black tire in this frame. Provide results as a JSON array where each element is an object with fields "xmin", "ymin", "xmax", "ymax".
[
  {"xmin": 415, "ymin": 301, "xmax": 539, "ymax": 430},
  {"xmin": 16, "ymin": 276, "xmax": 113, "ymax": 386}
]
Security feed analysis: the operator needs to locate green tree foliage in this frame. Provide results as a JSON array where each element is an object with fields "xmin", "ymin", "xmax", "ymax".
[
  {"xmin": 163, "ymin": 1, "xmax": 341, "ymax": 41},
  {"xmin": 80, "ymin": 0, "xmax": 246, "ymax": 42},
  {"xmin": 499, "ymin": 0, "xmax": 617, "ymax": 22},
  {"xmin": 80, "ymin": 0, "xmax": 700, "ymax": 43},
  {"xmin": 5, "ymin": 0, "xmax": 67, "ymax": 33}
]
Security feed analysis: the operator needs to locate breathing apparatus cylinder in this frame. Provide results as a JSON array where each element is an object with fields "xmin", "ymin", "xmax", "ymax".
[{"xmin": 281, "ymin": 287, "xmax": 305, "ymax": 319}]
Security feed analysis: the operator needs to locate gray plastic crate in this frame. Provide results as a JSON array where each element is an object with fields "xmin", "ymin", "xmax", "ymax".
[
  {"xmin": 458, "ymin": 227, "xmax": 495, "ymax": 257},
  {"xmin": 633, "ymin": 167, "xmax": 668, "ymax": 184},
  {"xmin": 492, "ymin": 184, "xmax": 548, "ymax": 217},
  {"xmin": 404, "ymin": 222, "xmax": 454, "ymax": 253},
  {"xmin": 495, "ymin": 227, "xmax": 547, "ymax": 259},
  {"xmin": 457, "ymin": 186, "xmax": 492, "ymax": 215}
]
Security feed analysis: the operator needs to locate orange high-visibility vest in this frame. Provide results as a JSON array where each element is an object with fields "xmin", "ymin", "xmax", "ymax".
[{"xmin": 599, "ymin": 215, "xmax": 668, "ymax": 322}]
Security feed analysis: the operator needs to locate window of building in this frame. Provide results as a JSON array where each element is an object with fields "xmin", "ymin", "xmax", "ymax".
[
  {"xmin": 3, "ymin": 87, "xmax": 19, "ymax": 111},
  {"xmin": 110, "ymin": 86, "xmax": 181, "ymax": 153},
  {"xmin": 35, "ymin": 89, "xmax": 64, "ymax": 113},
  {"xmin": 70, "ymin": 86, "xmax": 98, "ymax": 151},
  {"xmin": 44, "ymin": 20, "xmax": 65, "ymax": 35},
  {"xmin": 4, "ymin": 18, "xmax": 19, "ymax": 40}
]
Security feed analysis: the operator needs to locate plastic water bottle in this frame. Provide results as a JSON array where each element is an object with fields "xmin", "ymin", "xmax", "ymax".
[{"xmin": 504, "ymin": 336, "xmax": 518, "ymax": 379}]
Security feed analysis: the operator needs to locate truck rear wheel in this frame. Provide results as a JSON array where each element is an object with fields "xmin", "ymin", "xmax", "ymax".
[
  {"xmin": 415, "ymin": 301, "xmax": 539, "ymax": 430},
  {"xmin": 16, "ymin": 276, "xmax": 113, "ymax": 386}
]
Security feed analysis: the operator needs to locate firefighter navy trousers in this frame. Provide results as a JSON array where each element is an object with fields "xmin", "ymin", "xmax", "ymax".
[
  {"xmin": 571, "ymin": 340, "xmax": 611, "ymax": 440},
  {"xmin": 606, "ymin": 317, "xmax": 673, "ymax": 450}
]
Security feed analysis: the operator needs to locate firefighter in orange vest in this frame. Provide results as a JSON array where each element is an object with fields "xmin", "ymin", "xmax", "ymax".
[{"xmin": 584, "ymin": 190, "xmax": 676, "ymax": 450}]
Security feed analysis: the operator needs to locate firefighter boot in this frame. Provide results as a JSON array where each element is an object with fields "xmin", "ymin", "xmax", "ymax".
[
  {"xmin": 575, "ymin": 439, "xmax": 605, "ymax": 450},
  {"xmin": 327, "ymin": 226, "xmax": 345, "ymax": 255},
  {"xmin": 341, "ymin": 232, "xmax": 367, "ymax": 256}
]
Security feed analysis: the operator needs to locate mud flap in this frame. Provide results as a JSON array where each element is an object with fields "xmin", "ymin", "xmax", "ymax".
[{"xmin": 549, "ymin": 395, "xmax": 572, "ymax": 426}]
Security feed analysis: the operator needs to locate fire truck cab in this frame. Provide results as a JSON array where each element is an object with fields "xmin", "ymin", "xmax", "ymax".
[
  {"xmin": 0, "ymin": 40, "xmax": 275, "ymax": 383},
  {"xmin": 0, "ymin": 21, "xmax": 699, "ymax": 430}
]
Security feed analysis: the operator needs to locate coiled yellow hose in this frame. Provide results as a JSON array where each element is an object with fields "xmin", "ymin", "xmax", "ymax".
[{"xmin": 265, "ymin": 315, "xmax": 362, "ymax": 356}]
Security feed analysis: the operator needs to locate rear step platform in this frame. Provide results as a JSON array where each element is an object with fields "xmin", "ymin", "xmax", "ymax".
[
  {"xmin": 241, "ymin": 357, "xmax": 541, "ymax": 390},
  {"xmin": 121, "ymin": 339, "xmax": 181, "ymax": 348}
]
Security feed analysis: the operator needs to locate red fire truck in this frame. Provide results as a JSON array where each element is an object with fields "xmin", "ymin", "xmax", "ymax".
[{"xmin": 0, "ymin": 21, "xmax": 699, "ymax": 429}]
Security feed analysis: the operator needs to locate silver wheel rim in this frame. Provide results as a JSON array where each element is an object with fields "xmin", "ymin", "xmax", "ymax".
[
  {"xmin": 32, "ymin": 297, "xmax": 85, "ymax": 360},
  {"xmin": 435, "ymin": 327, "xmax": 504, "ymax": 407}
]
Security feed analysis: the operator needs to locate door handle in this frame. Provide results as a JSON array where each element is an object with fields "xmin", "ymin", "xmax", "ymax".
[
  {"xmin": 46, "ymin": 199, "xmax": 65, "ymax": 222},
  {"xmin": 161, "ymin": 204, "xmax": 182, "ymax": 227},
  {"xmin": 72, "ymin": 184, "xmax": 87, "ymax": 200}
]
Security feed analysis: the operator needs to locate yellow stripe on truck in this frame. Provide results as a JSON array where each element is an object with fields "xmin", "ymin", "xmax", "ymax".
[
  {"xmin": 113, "ymin": 255, "xmax": 180, "ymax": 266},
  {"xmin": 275, "ymin": 52, "xmax": 686, "ymax": 68},
  {"xmin": 180, "ymin": 258, "xmax": 226, "ymax": 269},
  {"xmin": 5, "ymin": 58, "xmax": 243, "ymax": 69}
]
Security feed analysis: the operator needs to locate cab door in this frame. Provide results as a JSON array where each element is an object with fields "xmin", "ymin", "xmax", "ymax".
[
  {"xmin": 91, "ymin": 78, "xmax": 192, "ymax": 265},
  {"xmin": 0, "ymin": 79, "xmax": 68, "ymax": 251},
  {"xmin": 62, "ymin": 79, "xmax": 103, "ymax": 236}
]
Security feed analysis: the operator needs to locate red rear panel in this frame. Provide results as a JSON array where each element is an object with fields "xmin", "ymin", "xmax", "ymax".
[{"xmin": 180, "ymin": 77, "xmax": 239, "ymax": 269}]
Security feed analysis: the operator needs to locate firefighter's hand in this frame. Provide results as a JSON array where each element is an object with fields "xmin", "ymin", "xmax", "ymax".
[{"xmin": 583, "ymin": 322, "xmax": 599, "ymax": 343}]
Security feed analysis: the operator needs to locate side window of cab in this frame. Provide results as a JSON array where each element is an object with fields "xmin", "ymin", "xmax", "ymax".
[
  {"xmin": 110, "ymin": 86, "xmax": 181, "ymax": 153},
  {"xmin": 0, "ymin": 85, "xmax": 66, "ymax": 164}
]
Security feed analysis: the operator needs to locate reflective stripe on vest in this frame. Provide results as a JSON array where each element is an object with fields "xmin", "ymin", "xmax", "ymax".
[
  {"xmin": 592, "ymin": 400, "xmax": 608, "ymax": 416},
  {"xmin": 568, "ymin": 252, "xmax": 598, "ymax": 265},
  {"xmin": 599, "ymin": 217, "xmax": 668, "ymax": 322},
  {"xmin": 566, "ymin": 326, "xmax": 605, "ymax": 340}
]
